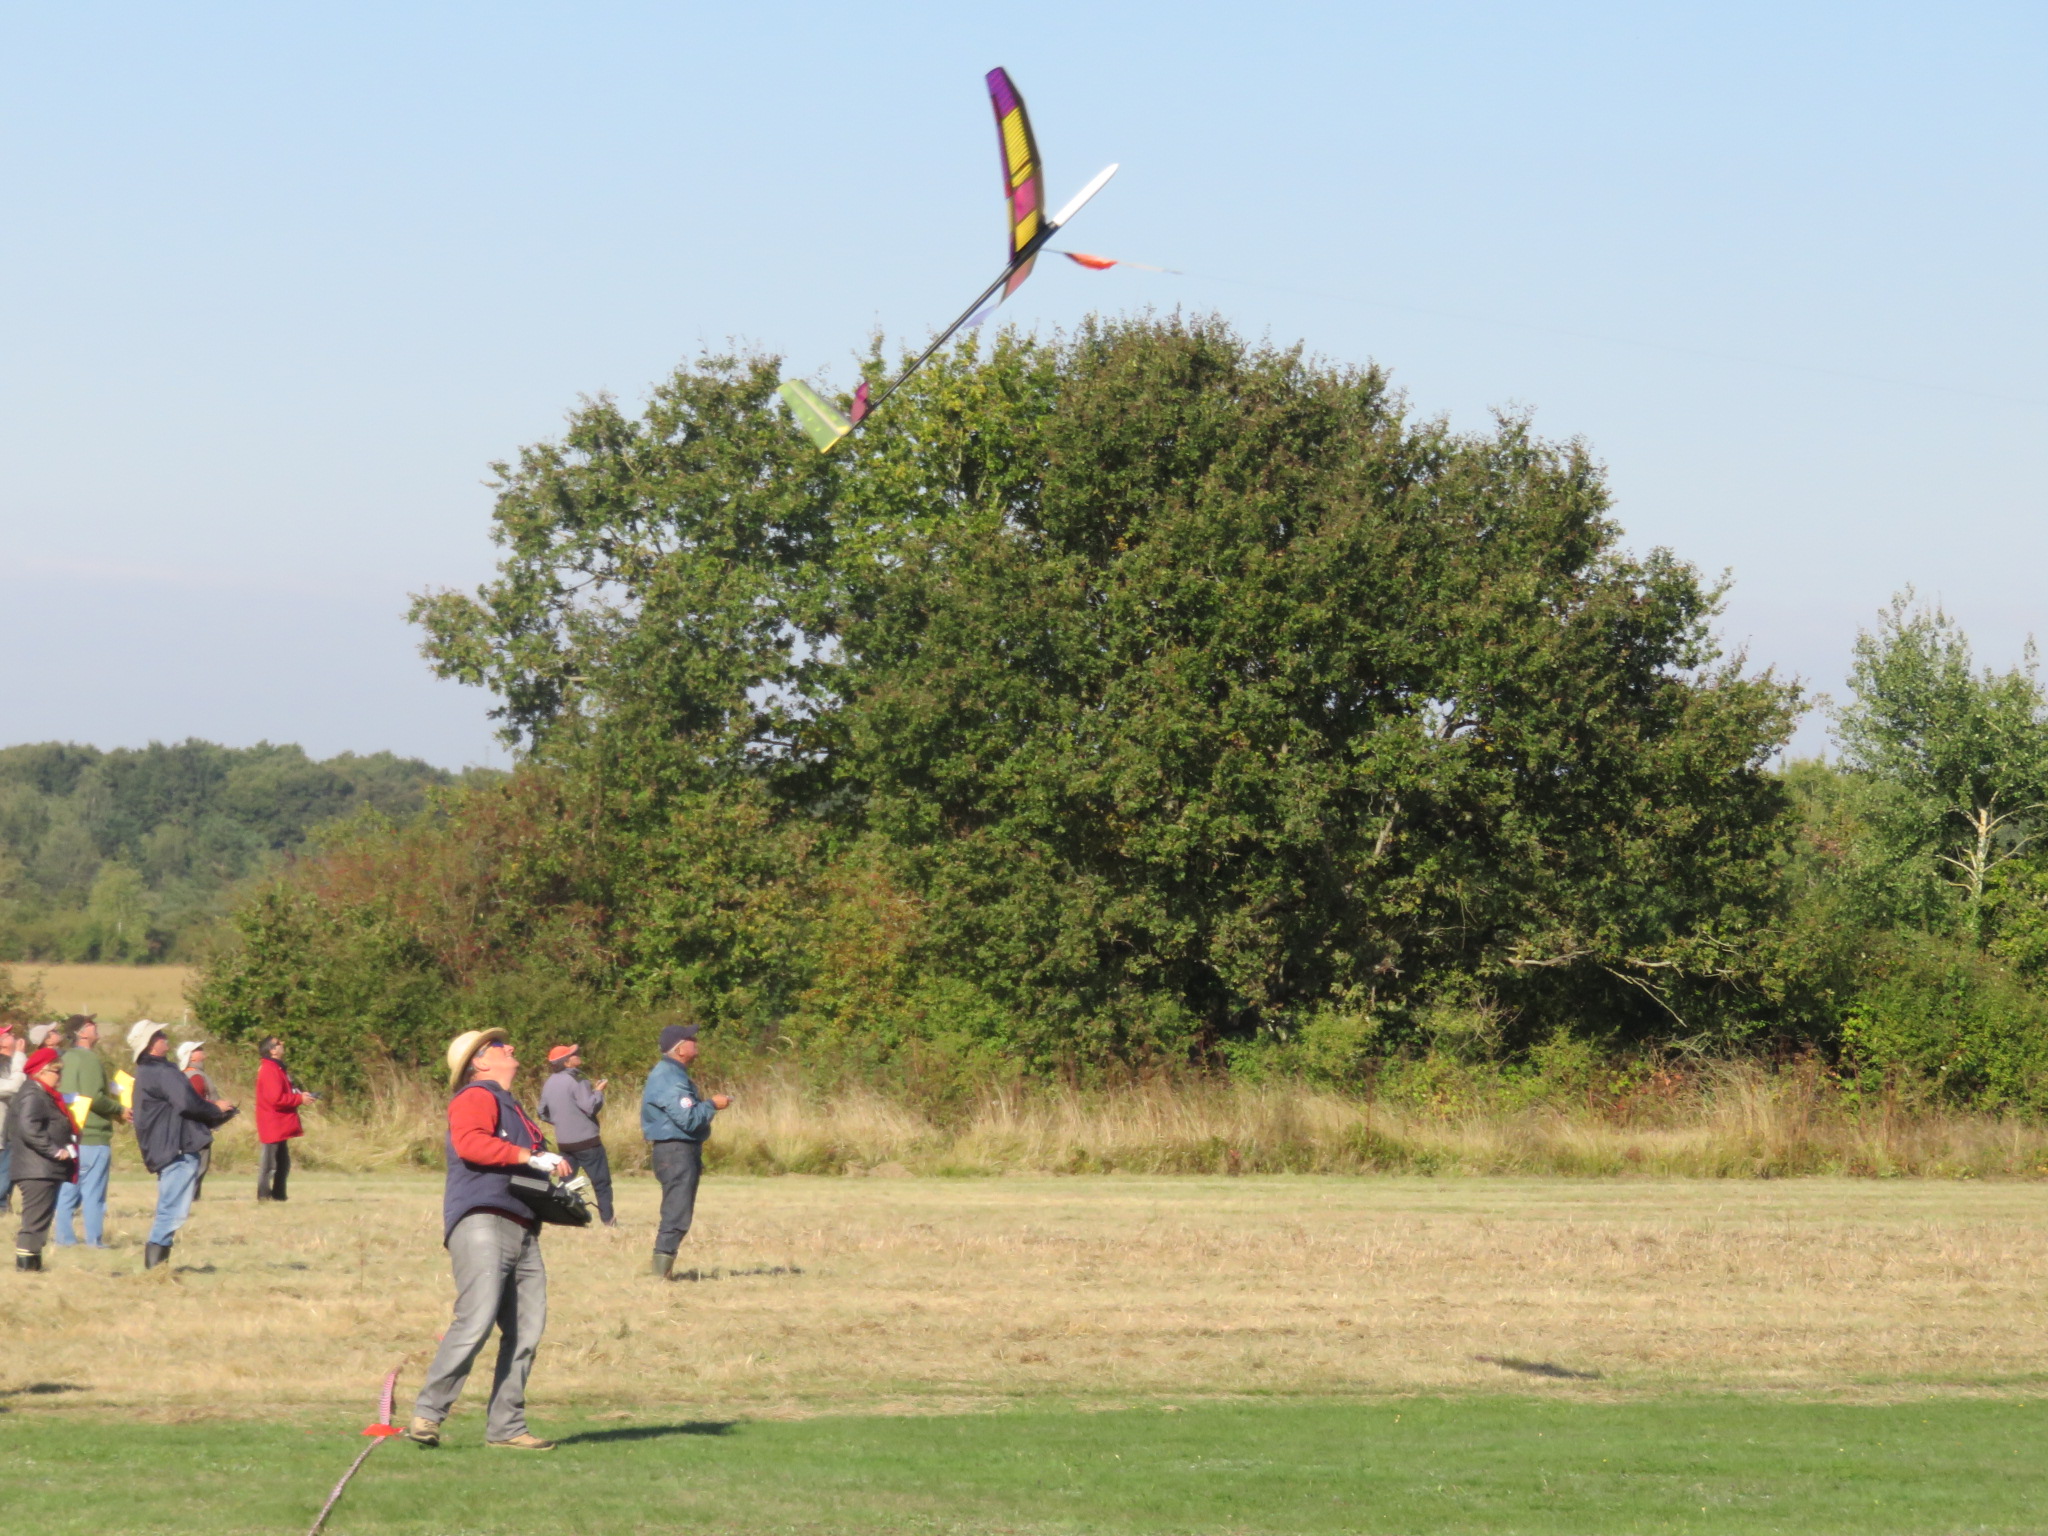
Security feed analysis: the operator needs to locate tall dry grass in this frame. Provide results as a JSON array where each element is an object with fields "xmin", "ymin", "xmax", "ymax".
[{"xmin": 186, "ymin": 1057, "xmax": 2048, "ymax": 1180}]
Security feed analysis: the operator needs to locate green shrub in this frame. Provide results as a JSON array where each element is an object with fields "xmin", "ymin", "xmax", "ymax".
[{"xmin": 1840, "ymin": 932, "xmax": 2048, "ymax": 1111}]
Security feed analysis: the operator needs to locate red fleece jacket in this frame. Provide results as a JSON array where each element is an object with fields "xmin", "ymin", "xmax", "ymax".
[
  {"xmin": 255, "ymin": 1057, "xmax": 308, "ymax": 1143},
  {"xmin": 447, "ymin": 1084, "xmax": 537, "ymax": 1167}
]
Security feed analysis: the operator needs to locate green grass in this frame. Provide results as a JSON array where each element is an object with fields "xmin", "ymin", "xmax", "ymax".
[{"xmin": 7, "ymin": 1396, "xmax": 2045, "ymax": 1534}]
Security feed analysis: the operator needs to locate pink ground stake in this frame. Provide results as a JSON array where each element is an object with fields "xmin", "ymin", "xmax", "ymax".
[{"xmin": 306, "ymin": 1364, "xmax": 404, "ymax": 1536}]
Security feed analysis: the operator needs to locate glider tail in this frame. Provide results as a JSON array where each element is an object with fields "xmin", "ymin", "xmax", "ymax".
[
  {"xmin": 778, "ymin": 380, "xmax": 855, "ymax": 452},
  {"xmin": 1049, "ymin": 164, "xmax": 1118, "ymax": 231}
]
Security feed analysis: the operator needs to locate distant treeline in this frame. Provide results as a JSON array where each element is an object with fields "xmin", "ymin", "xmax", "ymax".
[
  {"xmin": 0, "ymin": 739, "xmax": 501, "ymax": 962},
  {"xmin": 193, "ymin": 319, "xmax": 2048, "ymax": 1111}
]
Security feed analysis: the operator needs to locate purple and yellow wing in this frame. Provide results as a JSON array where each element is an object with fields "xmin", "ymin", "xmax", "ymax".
[{"xmin": 986, "ymin": 67, "xmax": 1044, "ymax": 297}]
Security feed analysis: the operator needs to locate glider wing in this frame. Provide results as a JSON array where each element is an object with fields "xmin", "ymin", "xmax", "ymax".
[
  {"xmin": 782, "ymin": 70, "xmax": 1119, "ymax": 454},
  {"xmin": 987, "ymin": 67, "xmax": 1045, "ymax": 297}
]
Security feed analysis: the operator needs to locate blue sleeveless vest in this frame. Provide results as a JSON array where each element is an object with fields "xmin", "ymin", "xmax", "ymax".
[{"xmin": 441, "ymin": 1080, "xmax": 540, "ymax": 1244}]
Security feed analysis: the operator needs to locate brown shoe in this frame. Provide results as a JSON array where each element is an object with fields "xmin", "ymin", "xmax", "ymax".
[
  {"xmin": 487, "ymin": 1432, "xmax": 555, "ymax": 1451},
  {"xmin": 405, "ymin": 1416, "xmax": 441, "ymax": 1447}
]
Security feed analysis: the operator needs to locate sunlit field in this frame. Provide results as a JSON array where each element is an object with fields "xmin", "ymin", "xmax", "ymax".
[
  {"xmin": 11, "ymin": 1171, "xmax": 2048, "ymax": 1532},
  {"xmin": 7, "ymin": 961, "xmax": 196, "ymax": 1023},
  {"xmin": 7, "ymin": 1170, "xmax": 2047, "ymax": 1416}
]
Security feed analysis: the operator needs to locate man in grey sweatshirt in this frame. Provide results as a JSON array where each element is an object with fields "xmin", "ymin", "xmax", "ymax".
[{"xmin": 537, "ymin": 1044, "xmax": 614, "ymax": 1225}]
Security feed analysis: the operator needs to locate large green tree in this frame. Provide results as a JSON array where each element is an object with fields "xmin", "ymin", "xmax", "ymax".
[
  {"xmin": 402, "ymin": 317, "xmax": 1799, "ymax": 1064},
  {"xmin": 1834, "ymin": 591, "xmax": 2048, "ymax": 939}
]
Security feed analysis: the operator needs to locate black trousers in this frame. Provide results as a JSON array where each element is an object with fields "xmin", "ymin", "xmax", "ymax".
[
  {"xmin": 651, "ymin": 1139, "xmax": 702, "ymax": 1256},
  {"xmin": 15, "ymin": 1176, "xmax": 62, "ymax": 1255},
  {"xmin": 563, "ymin": 1141, "xmax": 615, "ymax": 1224},
  {"xmin": 257, "ymin": 1140, "xmax": 291, "ymax": 1201}
]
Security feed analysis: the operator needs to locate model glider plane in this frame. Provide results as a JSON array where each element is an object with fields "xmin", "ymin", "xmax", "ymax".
[{"xmin": 778, "ymin": 68, "xmax": 1117, "ymax": 452}]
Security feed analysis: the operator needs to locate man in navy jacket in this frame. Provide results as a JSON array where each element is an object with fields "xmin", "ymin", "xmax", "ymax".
[
  {"xmin": 640, "ymin": 1024, "xmax": 728, "ymax": 1279},
  {"xmin": 129, "ymin": 1023, "xmax": 236, "ymax": 1271}
]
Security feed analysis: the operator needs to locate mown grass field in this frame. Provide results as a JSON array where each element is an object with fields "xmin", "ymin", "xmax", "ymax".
[
  {"xmin": 6, "ymin": 1396, "xmax": 2048, "ymax": 1535},
  {"xmin": 10, "ymin": 1169, "xmax": 2047, "ymax": 1531},
  {"xmin": 9, "ymin": 1171, "xmax": 2048, "ymax": 1411}
]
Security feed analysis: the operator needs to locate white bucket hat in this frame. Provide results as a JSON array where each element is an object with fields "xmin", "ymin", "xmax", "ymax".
[{"xmin": 126, "ymin": 1019, "xmax": 168, "ymax": 1061}]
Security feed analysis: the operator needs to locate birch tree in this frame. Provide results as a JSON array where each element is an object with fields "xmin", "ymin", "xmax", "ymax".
[{"xmin": 1835, "ymin": 591, "xmax": 2048, "ymax": 939}]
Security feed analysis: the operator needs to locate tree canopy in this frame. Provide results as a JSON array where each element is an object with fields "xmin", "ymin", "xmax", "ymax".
[
  {"xmin": 264, "ymin": 315, "xmax": 1797, "ymax": 1078},
  {"xmin": 0, "ymin": 739, "xmax": 492, "ymax": 962}
]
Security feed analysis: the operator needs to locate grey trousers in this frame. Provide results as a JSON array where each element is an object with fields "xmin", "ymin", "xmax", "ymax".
[
  {"xmin": 651, "ymin": 1139, "xmax": 702, "ymax": 1256},
  {"xmin": 15, "ymin": 1177, "xmax": 61, "ymax": 1255},
  {"xmin": 256, "ymin": 1140, "xmax": 290, "ymax": 1201},
  {"xmin": 412, "ymin": 1213, "xmax": 547, "ymax": 1440}
]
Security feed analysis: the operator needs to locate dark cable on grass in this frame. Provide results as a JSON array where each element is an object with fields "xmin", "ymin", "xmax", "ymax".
[{"xmin": 307, "ymin": 1363, "xmax": 404, "ymax": 1536}]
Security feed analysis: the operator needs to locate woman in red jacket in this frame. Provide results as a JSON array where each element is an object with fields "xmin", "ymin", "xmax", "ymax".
[{"xmin": 254, "ymin": 1036, "xmax": 316, "ymax": 1202}]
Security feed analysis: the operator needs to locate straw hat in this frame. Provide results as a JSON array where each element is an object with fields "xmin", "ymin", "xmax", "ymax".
[
  {"xmin": 445, "ymin": 1028, "xmax": 508, "ymax": 1090},
  {"xmin": 126, "ymin": 1019, "xmax": 167, "ymax": 1061}
]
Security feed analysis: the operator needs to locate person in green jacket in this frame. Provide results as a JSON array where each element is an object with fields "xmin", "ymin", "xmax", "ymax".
[{"xmin": 52, "ymin": 1017, "xmax": 123, "ymax": 1249}]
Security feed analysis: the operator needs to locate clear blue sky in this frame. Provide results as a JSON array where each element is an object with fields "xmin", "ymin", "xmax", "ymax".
[{"xmin": 3, "ymin": 2, "xmax": 2041, "ymax": 767}]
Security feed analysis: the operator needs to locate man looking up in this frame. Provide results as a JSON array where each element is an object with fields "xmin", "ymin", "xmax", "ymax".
[
  {"xmin": 538, "ymin": 1043, "xmax": 613, "ymax": 1226},
  {"xmin": 641, "ymin": 1023, "xmax": 728, "ymax": 1280},
  {"xmin": 407, "ymin": 1030, "xmax": 562, "ymax": 1452},
  {"xmin": 53, "ymin": 1017, "xmax": 122, "ymax": 1249},
  {"xmin": 129, "ymin": 1023, "xmax": 237, "ymax": 1270},
  {"xmin": 255, "ymin": 1036, "xmax": 315, "ymax": 1202}
]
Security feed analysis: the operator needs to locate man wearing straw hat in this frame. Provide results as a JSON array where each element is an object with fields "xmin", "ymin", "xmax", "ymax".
[
  {"xmin": 406, "ymin": 1029, "xmax": 564, "ymax": 1452},
  {"xmin": 129, "ymin": 1021, "xmax": 237, "ymax": 1270}
]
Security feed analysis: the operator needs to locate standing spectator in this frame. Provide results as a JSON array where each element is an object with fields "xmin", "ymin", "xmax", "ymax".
[
  {"xmin": 538, "ymin": 1043, "xmax": 614, "ymax": 1227},
  {"xmin": 7, "ymin": 1046, "xmax": 78, "ymax": 1271},
  {"xmin": 0, "ymin": 1021, "xmax": 25, "ymax": 1213},
  {"xmin": 405, "ymin": 1029, "xmax": 561, "ymax": 1452},
  {"xmin": 255, "ymin": 1036, "xmax": 315, "ymax": 1202},
  {"xmin": 177, "ymin": 1041, "xmax": 218, "ymax": 1200},
  {"xmin": 640, "ymin": 1023, "xmax": 729, "ymax": 1279},
  {"xmin": 129, "ymin": 1023, "xmax": 236, "ymax": 1270},
  {"xmin": 53, "ymin": 1017, "xmax": 122, "ymax": 1249}
]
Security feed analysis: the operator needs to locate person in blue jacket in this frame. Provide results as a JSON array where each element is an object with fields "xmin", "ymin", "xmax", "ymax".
[{"xmin": 640, "ymin": 1024, "xmax": 728, "ymax": 1279}]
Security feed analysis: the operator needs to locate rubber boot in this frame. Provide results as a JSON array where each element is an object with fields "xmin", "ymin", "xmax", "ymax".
[
  {"xmin": 143, "ymin": 1242, "xmax": 170, "ymax": 1270},
  {"xmin": 652, "ymin": 1250, "xmax": 675, "ymax": 1279},
  {"xmin": 16, "ymin": 1251, "xmax": 40, "ymax": 1272}
]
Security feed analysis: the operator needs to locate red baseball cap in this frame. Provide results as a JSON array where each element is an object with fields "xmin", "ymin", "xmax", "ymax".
[
  {"xmin": 546, "ymin": 1044, "xmax": 579, "ymax": 1063},
  {"xmin": 24, "ymin": 1047, "xmax": 60, "ymax": 1076}
]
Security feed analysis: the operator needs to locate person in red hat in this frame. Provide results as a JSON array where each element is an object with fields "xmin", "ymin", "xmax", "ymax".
[
  {"xmin": 5, "ymin": 1047, "xmax": 78, "ymax": 1271},
  {"xmin": 537, "ymin": 1043, "xmax": 613, "ymax": 1226}
]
